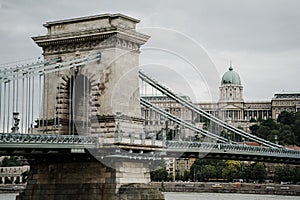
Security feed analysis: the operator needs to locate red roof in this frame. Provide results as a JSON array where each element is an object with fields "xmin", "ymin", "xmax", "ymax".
[
  {"xmin": 287, "ymin": 145, "xmax": 300, "ymax": 150},
  {"xmin": 243, "ymin": 142, "xmax": 261, "ymax": 146}
]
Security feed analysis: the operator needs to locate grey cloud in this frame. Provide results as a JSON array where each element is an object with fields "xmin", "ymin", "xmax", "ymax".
[{"xmin": 0, "ymin": 0, "xmax": 299, "ymax": 101}]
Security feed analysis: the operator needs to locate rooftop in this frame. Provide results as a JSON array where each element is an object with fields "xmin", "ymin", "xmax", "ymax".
[
  {"xmin": 43, "ymin": 13, "xmax": 140, "ymax": 27},
  {"xmin": 274, "ymin": 91, "xmax": 300, "ymax": 95},
  {"xmin": 221, "ymin": 66, "xmax": 242, "ymax": 85}
]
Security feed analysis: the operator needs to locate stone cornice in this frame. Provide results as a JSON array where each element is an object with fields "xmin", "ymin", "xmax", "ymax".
[
  {"xmin": 32, "ymin": 27, "xmax": 150, "ymax": 55},
  {"xmin": 32, "ymin": 27, "xmax": 149, "ymax": 47}
]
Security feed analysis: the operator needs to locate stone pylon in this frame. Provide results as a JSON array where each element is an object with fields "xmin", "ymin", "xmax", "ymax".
[
  {"xmin": 18, "ymin": 14, "xmax": 164, "ymax": 200},
  {"xmin": 32, "ymin": 13, "xmax": 149, "ymax": 139}
]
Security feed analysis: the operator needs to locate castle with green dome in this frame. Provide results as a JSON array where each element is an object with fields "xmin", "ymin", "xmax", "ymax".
[
  {"xmin": 143, "ymin": 65, "xmax": 300, "ymax": 132},
  {"xmin": 196, "ymin": 66, "xmax": 300, "ymax": 131}
]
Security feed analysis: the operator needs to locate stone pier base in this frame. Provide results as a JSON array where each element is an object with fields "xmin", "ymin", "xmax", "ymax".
[{"xmin": 17, "ymin": 154, "xmax": 164, "ymax": 200}]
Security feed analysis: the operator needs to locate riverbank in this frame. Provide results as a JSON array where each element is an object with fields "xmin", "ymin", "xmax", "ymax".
[
  {"xmin": 150, "ymin": 182, "xmax": 300, "ymax": 196},
  {"xmin": 1, "ymin": 183, "xmax": 300, "ymax": 196}
]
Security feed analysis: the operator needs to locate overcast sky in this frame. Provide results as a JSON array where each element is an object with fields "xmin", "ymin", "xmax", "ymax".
[{"xmin": 0, "ymin": 0, "xmax": 299, "ymax": 102}]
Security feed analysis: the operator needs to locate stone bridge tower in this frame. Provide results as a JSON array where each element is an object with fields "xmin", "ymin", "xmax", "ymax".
[
  {"xmin": 33, "ymin": 13, "xmax": 149, "ymax": 139},
  {"xmin": 17, "ymin": 14, "xmax": 164, "ymax": 200}
]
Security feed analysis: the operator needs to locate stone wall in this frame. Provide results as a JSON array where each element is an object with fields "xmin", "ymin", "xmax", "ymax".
[{"xmin": 18, "ymin": 155, "xmax": 164, "ymax": 200}]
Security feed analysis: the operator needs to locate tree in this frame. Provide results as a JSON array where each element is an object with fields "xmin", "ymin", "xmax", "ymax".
[
  {"xmin": 274, "ymin": 166, "xmax": 283, "ymax": 183},
  {"xmin": 175, "ymin": 172, "xmax": 183, "ymax": 181},
  {"xmin": 239, "ymin": 164, "xmax": 252, "ymax": 182},
  {"xmin": 256, "ymin": 125, "xmax": 271, "ymax": 140},
  {"xmin": 274, "ymin": 165, "xmax": 294, "ymax": 183},
  {"xmin": 190, "ymin": 159, "xmax": 225, "ymax": 181},
  {"xmin": 249, "ymin": 124, "xmax": 259, "ymax": 135},
  {"xmin": 183, "ymin": 170, "xmax": 190, "ymax": 181},
  {"xmin": 261, "ymin": 118, "xmax": 278, "ymax": 130},
  {"xmin": 222, "ymin": 160, "xmax": 240, "ymax": 182},
  {"xmin": 294, "ymin": 112, "xmax": 300, "ymax": 145},
  {"xmin": 277, "ymin": 111, "xmax": 295, "ymax": 125},
  {"xmin": 201, "ymin": 165, "xmax": 217, "ymax": 181},
  {"xmin": 149, "ymin": 159, "xmax": 169, "ymax": 182},
  {"xmin": 150, "ymin": 168, "xmax": 168, "ymax": 182},
  {"xmin": 251, "ymin": 163, "xmax": 267, "ymax": 183},
  {"xmin": 293, "ymin": 166, "xmax": 300, "ymax": 184},
  {"xmin": 1, "ymin": 156, "xmax": 22, "ymax": 167},
  {"xmin": 248, "ymin": 111, "xmax": 299, "ymax": 146},
  {"xmin": 268, "ymin": 130, "xmax": 280, "ymax": 143},
  {"xmin": 279, "ymin": 130, "xmax": 296, "ymax": 145}
]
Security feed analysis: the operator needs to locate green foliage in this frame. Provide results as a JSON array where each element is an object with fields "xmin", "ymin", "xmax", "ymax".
[
  {"xmin": 222, "ymin": 160, "xmax": 240, "ymax": 181},
  {"xmin": 251, "ymin": 163, "xmax": 267, "ymax": 183},
  {"xmin": 150, "ymin": 168, "xmax": 169, "ymax": 182},
  {"xmin": 277, "ymin": 111, "xmax": 295, "ymax": 125},
  {"xmin": 261, "ymin": 118, "xmax": 278, "ymax": 130},
  {"xmin": 256, "ymin": 125, "xmax": 271, "ymax": 139},
  {"xmin": 239, "ymin": 164, "xmax": 252, "ymax": 181},
  {"xmin": 249, "ymin": 124, "xmax": 259, "ymax": 135},
  {"xmin": 0, "ymin": 156, "xmax": 22, "ymax": 167},
  {"xmin": 150, "ymin": 160, "xmax": 170, "ymax": 182},
  {"xmin": 274, "ymin": 165, "xmax": 294, "ymax": 183},
  {"xmin": 293, "ymin": 166, "xmax": 300, "ymax": 183},
  {"xmin": 249, "ymin": 111, "xmax": 300, "ymax": 146},
  {"xmin": 201, "ymin": 165, "xmax": 218, "ymax": 181},
  {"xmin": 161, "ymin": 158, "xmax": 299, "ymax": 183},
  {"xmin": 190, "ymin": 159, "xmax": 225, "ymax": 181}
]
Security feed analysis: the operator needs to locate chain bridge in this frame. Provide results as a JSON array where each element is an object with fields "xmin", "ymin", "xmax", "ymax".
[{"xmin": 0, "ymin": 13, "xmax": 299, "ymax": 200}]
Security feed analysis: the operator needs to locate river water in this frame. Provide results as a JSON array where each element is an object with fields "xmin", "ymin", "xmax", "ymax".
[
  {"xmin": 1, "ymin": 192, "xmax": 300, "ymax": 200},
  {"xmin": 164, "ymin": 192, "xmax": 300, "ymax": 200}
]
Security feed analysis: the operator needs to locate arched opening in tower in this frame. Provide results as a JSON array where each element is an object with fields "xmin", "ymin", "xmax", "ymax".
[{"xmin": 68, "ymin": 73, "xmax": 91, "ymax": 135}]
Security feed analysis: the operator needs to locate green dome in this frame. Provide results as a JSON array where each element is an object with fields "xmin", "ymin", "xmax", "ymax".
[{"xmin": 221, "ymin": 66, "xmax": 241, "ymax": 85}]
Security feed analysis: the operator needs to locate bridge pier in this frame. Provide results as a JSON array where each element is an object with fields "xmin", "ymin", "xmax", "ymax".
[{"xmin": 17, "ymin": 154, "xmax": 164, "ymax": 200}]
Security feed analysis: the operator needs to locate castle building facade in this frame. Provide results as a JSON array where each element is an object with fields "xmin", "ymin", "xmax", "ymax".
[
  {"xmin": 142, "ymin": 66, "xmax": 300, "ymax": 132},
  {"xmin": 196, "ymin": 66, "xmax": 272, "ymax": 130}
]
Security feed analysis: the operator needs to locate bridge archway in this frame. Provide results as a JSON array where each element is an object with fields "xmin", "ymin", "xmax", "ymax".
[
  {"xmin": 68, "ymin": 73, "xmax": 91, "ymax": 135},
  {"xmin": 56, "ymin": 71, "xmax": 102, "ymax": 136}
]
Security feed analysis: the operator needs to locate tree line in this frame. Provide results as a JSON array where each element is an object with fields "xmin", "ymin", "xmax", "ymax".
[
  {"xmin": 151, "ymin": 159, "xmax": 300, "ymax": 184},
  {"xmin": 249, "ymin": 111, "xmax": 300, "ymax": 146}
]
